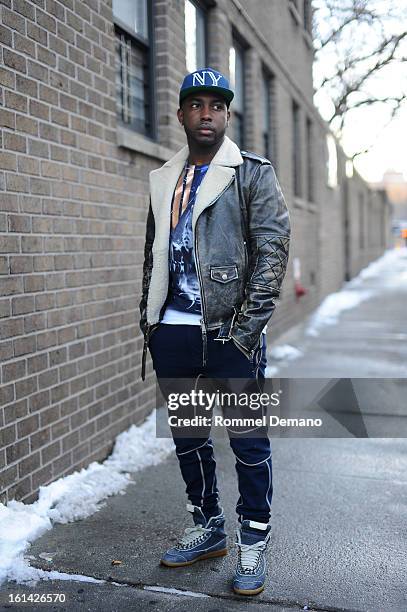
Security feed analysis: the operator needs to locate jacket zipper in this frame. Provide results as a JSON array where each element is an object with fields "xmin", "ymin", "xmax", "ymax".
[
  {"xmin": 141, "ymin": 322, "xmax": 160, "ymax": 381},
  {"xmin": 194, "ymin": 174, "xmax": 236, "ymax": 367},
  {"xmin": 194, "ymin": 226, "xmax": 208, "ymax": 366},
  {"xmin": 243, "ymin": 239, "xmax": 248, "ymax": 269}
]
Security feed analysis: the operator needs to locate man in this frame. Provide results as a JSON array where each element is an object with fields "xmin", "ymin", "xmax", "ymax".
[{"xmin": 140, "ymin": 67, "xmax": 290, "ymax": 596}]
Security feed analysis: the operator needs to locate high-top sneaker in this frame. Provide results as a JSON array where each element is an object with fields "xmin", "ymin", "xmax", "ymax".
[
  {"xmin": 232, "ymin": 520, "xmax": 271, "ymax": 595},
  {"xmin": 160, "ymin": 504, "xmax": 227, "ymax": 567}
]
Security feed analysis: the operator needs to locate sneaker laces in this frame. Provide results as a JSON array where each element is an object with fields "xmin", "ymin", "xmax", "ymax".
[
  {"xmin": 176, "ymin": 525, "xmax": 213, "ymax": 549},
  {"xmin": 235, "ymin": 529, "xmax": 270, "ymax": 574}
]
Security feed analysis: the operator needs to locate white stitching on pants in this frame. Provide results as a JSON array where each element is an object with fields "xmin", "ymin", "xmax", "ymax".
[
  {"xmin": 205, "ymin": 439, "xmax": 217, "ymax": 495},
  {"xmin": 196, "ymin": 448, "xmax": 205, "ymax": 506},
  {"xmin": 176, "ymin": 440, "xmax": 210, "ymax": 456},
  {"xmin": 266, "ymin": 457, "xmax": 272, "ymax": 510},
  {"xmin": 235, "ymin": 451, "xmax": 272, "ymax": 467}
]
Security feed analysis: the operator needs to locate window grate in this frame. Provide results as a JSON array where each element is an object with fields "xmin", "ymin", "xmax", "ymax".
[{"xmin": 115, "ymin": 26, "xmax": 152, "ymax": 136}]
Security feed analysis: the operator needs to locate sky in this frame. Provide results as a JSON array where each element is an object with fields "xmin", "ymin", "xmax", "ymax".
[
  {"xmin": 314, "ymin": 89, "xmax": 407, "ymax": 183},
  {"xmin": 312, "ymin": 1, "xmax": 407, "ymax": 184}
]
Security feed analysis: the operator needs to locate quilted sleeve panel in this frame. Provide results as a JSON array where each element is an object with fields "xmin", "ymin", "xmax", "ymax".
[
  {"xmin": 230, "ymin": 164, "xmax": 291, "ymax": 358},
  {"xmin": 249, "ymin": 234, "xmax": 290, "ymax": 290}
]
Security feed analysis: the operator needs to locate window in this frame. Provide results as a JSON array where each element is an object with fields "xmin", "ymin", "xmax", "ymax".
[
  {"xmin": 185, "ymin": 0, "xmax": 206, "ymax": 73},
  {"xmin": 292, "ymin": 100, "xmax": 301, "ymax": 197},
  {"xmin": 113, "ymin": 0, "xmax": 153, "ymax": 137},
  {"xmin": 306, "ymin": 117, "xmax": 313, "ymax": 201},
  {"xmin": 359, "ymin": 193, "xmax": 365, "ymax": 249},
  {"xmin": 368, "ymin": 196, "xmax": 373, "ymax": 247},
  {"xmin": 262, "ymin": 70, "xmax": 275, "ymax": 163},
  {"xmin": 345, "ymin": 160, "xmax": 354, "ymax": 178},
  {"xmin": 229, "ymin": 40, "xmax": 245, "ymax": 148},
  {"xmin": 326, "ymin": 134, "xmax": 338, "ymax": 188}
]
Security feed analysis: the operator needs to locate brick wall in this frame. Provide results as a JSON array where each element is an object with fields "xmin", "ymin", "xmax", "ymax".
[
  {"xmin": 0, "ymin": 0, "xmax": 390, "ymax": 503},
  {"xmin": 0, "ymin": 0, "xmax": 169, "ymax": 503}
]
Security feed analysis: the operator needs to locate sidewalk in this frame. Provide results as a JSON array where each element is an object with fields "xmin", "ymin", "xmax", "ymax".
[
  {"xmin": 266, "ymin": 247, "xmax": 407, "ymax": 378},
  {"xmin": 2, "ymin": 249, "xmax": 407, "ymax": 611},
  {"xmin": 4, "ymin": 434, "xmax": 405, "ymax": 611}
]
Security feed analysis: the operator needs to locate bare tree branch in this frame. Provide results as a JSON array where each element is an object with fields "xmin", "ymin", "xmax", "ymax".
[
  {"xmin": 313, "ymin": 0, "xmax": 407, "ymax": 154},
  {"xmin": 330, "ymin": 31, "xmax": 407, "ymax": 122},
  {"xmin": 350, "ymin": 97, "xmax": 406, "ymax": 160}
]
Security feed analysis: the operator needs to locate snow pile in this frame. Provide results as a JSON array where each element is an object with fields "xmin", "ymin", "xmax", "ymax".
[
  {"xmin": 349, "ymin": 247, "xmax": 407, "ymax": 286},
  {"xmin": 265, "ymin": 365, "xmax": 279, "ymax": 377},
  {"xmin": 269, "ymin": 344, "xmax": 303, "ymax": 361},
  {"xmin": 104, "ymin": 413, "xmax": 174, "ymax": 473},
  {"xmin": 305, "ymin": 289, "xmax": 374, "ymax": 337},
  {"xmin": 268, "ymin": 248, "xmax": 407, "ymax": 360},
  {"xmin": 144, "ymin": 585, "xmax": 210, "ymax": 598},
  {"xmin": 306, "ymin": 248, "xmax": 407, "ymax": 337},
  {"xmin": 0, "ymin": 410, "xmax": 173, "ymax": 586}
]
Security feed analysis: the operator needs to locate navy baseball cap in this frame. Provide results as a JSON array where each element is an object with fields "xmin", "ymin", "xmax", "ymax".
[{"xmin": 179, "ymin": 67, "xmax": 234, "ymax": 107}]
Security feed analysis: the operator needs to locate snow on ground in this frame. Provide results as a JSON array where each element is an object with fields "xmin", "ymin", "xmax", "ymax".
[
  {"xmin": 305, "ymin": 289, "xmax": 374, "ymax": 337},
  {"xmin": 265, "ymin": 365, "xmax": 279, "ymax": 377},
  {"xmin": 2, "ymin": 248, "xmax": 406, "ymax": 585},
  {"xmin": 348, "ymin": 246, "xmax": 407, "ymax": 287},
  {"xmin": 268, "ymin": 248, "xmax": 407, "ymax": 368},
  {"xmin": 306, "ymin": 247, "xmax": 407, "ymax": 337},
  {"xmin": 265, "ymin": 345, "xmax": 303, "ymax": 376},
  {"xmin": 144, "ymin": 585, "xmax": 210, "ymax": 599},
  {"xmin": 269, "ymin": 344, "xmax": 303, "ymax": 361},
  {"xmin": 0, "ymin": 410, "xmax": 173, "ymax": 586}
]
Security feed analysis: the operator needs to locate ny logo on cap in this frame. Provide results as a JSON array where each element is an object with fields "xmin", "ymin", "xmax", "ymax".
[{"xmin": 192, "ymin": 70, "xmax": 222, "ymax": 87}]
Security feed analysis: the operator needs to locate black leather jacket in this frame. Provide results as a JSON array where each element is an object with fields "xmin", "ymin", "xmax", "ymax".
[{"xmin": 140, "ymin": 137, "xmax": 290, "ymax": 380}]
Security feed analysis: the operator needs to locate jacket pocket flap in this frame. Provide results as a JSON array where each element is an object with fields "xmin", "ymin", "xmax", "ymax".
[{"xmin": 210, "ymin": 265, "xmax": 238, "ymax": 283}]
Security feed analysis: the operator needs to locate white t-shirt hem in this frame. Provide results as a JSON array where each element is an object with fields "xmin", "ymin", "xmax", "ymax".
[{"xmin": 160, "ymin": 307, "xmax": 267, "ymax": 334}]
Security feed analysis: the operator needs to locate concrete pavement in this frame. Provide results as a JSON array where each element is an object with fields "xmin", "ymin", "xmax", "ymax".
[
  {"xmin": 3, "ymin": 432, "xmax": 405, "ymax": 611},
  {"xmin": 267, "ymin": 249, "xmax": 407, "ymax": 378},
  {"xmin": 2, "ymin": 249, "xmax": 407, "ymax": 611}
]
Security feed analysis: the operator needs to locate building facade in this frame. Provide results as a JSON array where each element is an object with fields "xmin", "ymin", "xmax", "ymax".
[
  {"xmin": 372, "ymin": 170, "xmax": 407, "ymax": 247},
  {"xmin": 0, "ymin": 0, "xmax": 390, "ymax": 503}
]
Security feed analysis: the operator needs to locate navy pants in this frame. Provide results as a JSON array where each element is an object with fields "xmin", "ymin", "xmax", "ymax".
[{"xmin": 149, "ymin": 324, "xmax": 272, "ymax": 524}]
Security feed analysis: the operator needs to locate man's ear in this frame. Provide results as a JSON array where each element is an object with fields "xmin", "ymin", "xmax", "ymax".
[
  {"xmin": 177, "ymin": 108, "xmax": 184, "ymax": 126},
  {"xmin": 226, "ymin": 109, "xmax": 230, "ymax": 126}
]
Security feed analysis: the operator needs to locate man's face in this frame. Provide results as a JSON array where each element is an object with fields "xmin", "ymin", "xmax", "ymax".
[{"xmin": 177, "ymin": 92, "xmax": 230, "ymax": 147}]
